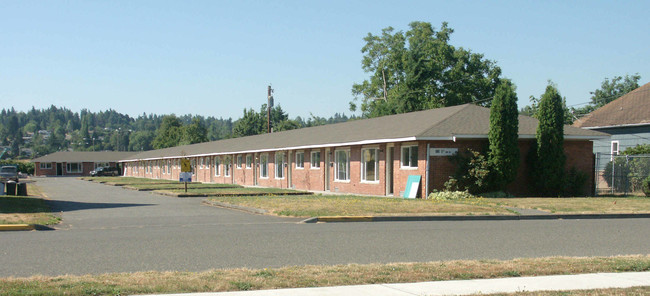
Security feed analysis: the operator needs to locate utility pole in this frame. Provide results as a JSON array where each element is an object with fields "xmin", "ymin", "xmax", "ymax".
[{"xmin": 267, "ymin": 85, "xmax": 274, "ymax": 133}]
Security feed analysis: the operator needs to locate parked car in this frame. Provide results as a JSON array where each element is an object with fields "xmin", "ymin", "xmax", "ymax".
[
  {"xmin": 0, "ymin": 165, "xmax": 19, "ymax": 182},
  {"xmin": 90, "ymin": 167, "xmax": 120, "ymax": 177}
]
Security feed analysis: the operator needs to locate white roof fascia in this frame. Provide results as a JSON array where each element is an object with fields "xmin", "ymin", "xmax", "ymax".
[
  {"xmin": 582, "ymin": 122, "xmax": 650, "ymax": 130},
  {"xmin": 120, "ymin": 137, "xmax": 418, "ymax": 162}
]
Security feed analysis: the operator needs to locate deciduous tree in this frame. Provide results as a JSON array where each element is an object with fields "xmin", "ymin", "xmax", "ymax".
[{"xmin": 350, "ymin": 21, "xmax": 501, "ymax": 117}]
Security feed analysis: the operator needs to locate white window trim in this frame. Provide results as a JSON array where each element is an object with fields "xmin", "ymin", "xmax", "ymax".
[
  {"xmin": 401, "ymin": 145, "xmax": 419, "ymax": 170},
  {"xmin": 611, "ymin": 141, "xmax": 620, "ymax": 160},
  {"xmin": 295, "ymin": 151, "xmax": 305, "ymax": 169},
  {"xmin": 66, "ymin": 162, "xmax": 83, "ymax": 173},
  {"xmin": 237, "ymin": 155, "xmax": 243, "ymax": 169},
  {"xmin": 334, "ymin": 149, "xmax": 350, "ymax": 182},
  {"xmin": 310, "ymin": 151, "xmax": 321, "ymax": 169},
  {"xmin": 40, "ymin": 162, "xmax": 52, "ymax": 169},
  {"xmin": 214, "ymin": 157, "xmax": 221, "ymax": 176},
  {"xmin": 246, "ymin": 155, "xmax": 252, "ymax": 169},
  {"xmin": 275, "ymin": 152, "xmax": 285, "ymax": 179},
  {"xmin": 260, "ymin": 153, "xmax": 269, "ymax": 179},
  {"xmin": 361, "ymin": 148, "xmax": 380, "ymax": 183}
]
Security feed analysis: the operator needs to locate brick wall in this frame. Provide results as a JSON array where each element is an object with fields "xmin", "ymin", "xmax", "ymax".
[{"xmin": 120, "ymin": 138, "xmax": 595, "ymax": 197}]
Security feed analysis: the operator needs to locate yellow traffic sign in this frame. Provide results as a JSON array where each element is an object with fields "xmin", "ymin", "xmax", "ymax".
[{"xmin": 181, "ymin": 159, "xmax": 191, "ymax": 173}]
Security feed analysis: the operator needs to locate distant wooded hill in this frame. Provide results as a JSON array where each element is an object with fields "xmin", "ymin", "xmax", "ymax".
[{"xmin": 0, "ymin": 105, "xmax": 354, "ymax": 159}]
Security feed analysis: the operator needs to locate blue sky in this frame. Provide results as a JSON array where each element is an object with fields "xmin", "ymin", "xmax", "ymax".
[{"xmin": 1, "ymin": 1, "xmax": 648, "ymax": 120}]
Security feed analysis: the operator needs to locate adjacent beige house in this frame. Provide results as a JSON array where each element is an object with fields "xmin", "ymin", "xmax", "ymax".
[{"xmin": 32, "ymin": 151, "xmax": 136, "ymax": 176}]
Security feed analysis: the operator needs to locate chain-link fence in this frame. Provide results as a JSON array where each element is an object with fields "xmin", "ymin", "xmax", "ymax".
[{"xmin": 594, "ymin": 153, "xmax": 650, "ymax": 196}]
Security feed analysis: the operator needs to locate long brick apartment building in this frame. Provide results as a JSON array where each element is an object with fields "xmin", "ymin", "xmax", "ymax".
[{"xmin": 119, "ymin": 104, "xmax": 608, "ymax": 197}]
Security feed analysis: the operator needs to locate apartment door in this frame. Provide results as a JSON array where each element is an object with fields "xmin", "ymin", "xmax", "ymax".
[
  {"xmin": 386, "ymin": 146, "xmax": 394, "ymax": 195},
  {"xmin": 288, "ymin": 151, "xmax": 293, "ymax": 188},
  {"xmin": 56, "ymin": 163, "xmax": 63, "ymax": 176}
]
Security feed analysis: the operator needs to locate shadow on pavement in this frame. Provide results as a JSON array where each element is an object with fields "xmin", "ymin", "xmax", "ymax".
[{"xmin": 47, "ymin": 199, "xmax": 155, "ymax": 212}]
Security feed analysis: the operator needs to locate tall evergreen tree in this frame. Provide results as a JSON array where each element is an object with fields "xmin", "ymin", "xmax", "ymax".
[
  {"xmin": 534, "ymin": 83, "xmax": 566, "ymax": 196},
  {"xmin": 488, "ymin": 80, "xmax": 519, "ymax": 191}
]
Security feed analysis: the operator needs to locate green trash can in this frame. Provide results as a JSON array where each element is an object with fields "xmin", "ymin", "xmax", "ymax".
[
  {"xmin": 16, "ymin": 183, "xmax": 27, "ymax": 196},
  {"xmin": 5, "ymin": 181, "xmax": 16, "ymax": 196}
]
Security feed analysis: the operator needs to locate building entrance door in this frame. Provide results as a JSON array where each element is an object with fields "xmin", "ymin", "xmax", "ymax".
[{"xmin": 386, "ymin": 146, "xmax": 394, "ymax": 195}]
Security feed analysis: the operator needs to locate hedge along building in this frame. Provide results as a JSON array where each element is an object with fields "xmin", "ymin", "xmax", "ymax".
[{"xmin": 120, "ymin": 104, "xmax": 608, "ymax": 197}]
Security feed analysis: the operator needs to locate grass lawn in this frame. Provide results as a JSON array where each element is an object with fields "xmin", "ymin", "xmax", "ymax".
[
  {"xmin": 207, "ymin": 195, "xmax": 650, "ymax": 217},
  {"xmin": 1, "ymin": 255, "xmax": 647, "ymax": 295},
  {"xmin": 479, "ymin": 197, "xmax": 650, "ymax": 214},
  {"xmin": 163, "ymin": 187, "xmax": 304, "ymax": 196},
  {"xmin": 0, "ymin": 183, "xmax": 60, "ymax": 225},
  {"xmin": 208, "ymin": 194, "xmax": 513, "ymax": 217},
  {"xmin": 125, "ymin": 183, "xmax": 242, "ymax": 191}
]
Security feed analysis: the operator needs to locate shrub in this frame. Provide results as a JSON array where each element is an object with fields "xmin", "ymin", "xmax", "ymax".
[
  {"xmin": 603, "ymin": 157, "xmax": 650, "ymax": 193},
  {"xmin": 0, "ymin": 160, "xmax": 34, "ymax": 175},
  {"xmin": 643, "ymin": 176, "xmax": 650, "ymax": 197},
  {"xmin": 564, "ymin": 167, "xmax": 589, "ymax": 197},
  {"xmin": 428, "ymin": 190, "xmax": 475, "ymax": 201},
  {"xmin": 448, "ymin": 149, "xmax": 492, "ymax": 194},
  {"xmin": 479, "ymin": 191, "xmax": 514, "ymax": 198}
]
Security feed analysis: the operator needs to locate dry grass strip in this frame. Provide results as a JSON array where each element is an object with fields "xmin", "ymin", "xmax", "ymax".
[{"xmin": 1, "ymin": 255, "xmax": 648, "ymax": 295}]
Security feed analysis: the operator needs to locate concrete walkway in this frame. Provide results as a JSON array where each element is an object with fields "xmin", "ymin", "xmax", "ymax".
[{"xmin": 144, "ymin": 272, "xmax": 650, "ymax": 296}]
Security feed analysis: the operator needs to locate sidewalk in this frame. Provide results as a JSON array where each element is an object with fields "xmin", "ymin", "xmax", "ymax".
[{"xmin": 144, "ymin": 271, "xmax": 650, "ymax": 296}]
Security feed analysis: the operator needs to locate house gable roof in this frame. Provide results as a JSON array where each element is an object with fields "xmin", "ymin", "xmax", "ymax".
[
  {"xmin": 32, "ymin": 151, "xmax": 137, "ymax": 163},
  {"xmin": 122, "ymin": 104, "xmax": 607, "ymax": 161},
  {"xmin": 573, "ymin": 82, "xmax": 650, "ymax": 129}
]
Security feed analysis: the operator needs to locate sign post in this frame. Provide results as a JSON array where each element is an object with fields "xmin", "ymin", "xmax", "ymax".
[{"xmin": 180, "ymin": 158, "xmax": 192, "ymax": 193}]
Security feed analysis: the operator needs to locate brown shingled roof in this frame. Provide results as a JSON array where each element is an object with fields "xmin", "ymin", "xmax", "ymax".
[
  {"xmin": 573, "ymin": 82, "xmax": 650, "ymax": 128},
  {"xmin": 122, "ymin": 104, "xmax": 607, "ymax": 162},
  {"xmin": 32, "ymin": 151, "xmax": 137, "ymax": 163}
]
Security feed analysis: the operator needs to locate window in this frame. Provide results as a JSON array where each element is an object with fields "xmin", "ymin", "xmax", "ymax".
[
  {"xmin": 66, "ymin": 162, "xmax": 82, "ymax": 173},
  {"xmin": 310, "ymin": 151, "xmax": 320, "ymax": 169},
  {"xmin": 401, "ymin": 145, "xmax": 418, "ymax": 168},
  {"xmin": 246, "ymin": 155, "xmax": 252, "ymax": 169},
  {"xmin": 275, "ymin": 152, "xmax": 285, "ymax": 179},
  {"xmin": 224, "ymin": 157, "xmax": 231, "ymax": 177},
  {"xmin": 611, "ymin": 141, "xmax": 620, "ymax": 160},
  {"xmin": 214, "ymin": 157, "xmax": 221, "ymax": 176},
  {"xmin": 162, "ymin": 160, "xmax": 167, "ymax": 174},
  {"xmin": 191, "ymin": 159, "xmax": 196, "ymax": 175},
  {"xmin": 237, "ymin": 155, "xmax": 243, "ymax": 168},
  {"xmin": 335, "ymin": 150, "xmax": 350, "ymax": 181},
  {"xmin": 611, "ymin": 141, "xmax": 619, "ymax": 156},
  {"xmin": 361, "ymin": 148, "xmax": 379, "ymax": 182},
  {"xmin": 40, "ymin": 162, "xmax": 52, "ymax": 169},
  {"xmin": 167, "ymin": 160, "xmax": 171, "ymax": 173},
  {"xmin": 95, "ymin": 162, "xmax": 109, "ymax": 169},
  {"xmin": 260, "ymin": 154, "xmax": 268, "ymax": 178},
  {"xmin": 295, "ymin": 151, "xmax": 304, "ymax": 169}
]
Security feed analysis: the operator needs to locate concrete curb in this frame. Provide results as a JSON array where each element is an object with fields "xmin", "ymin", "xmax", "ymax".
[
  {"xmin": 0, "ymin": 224, "xmax": 35, "ymax": 231},
  {"xmin": 303, "ymin": 213, "xmax": 650, "ymax": 223},
  {"xmin": 0, "ymin": 224, "xmax": 55, "ymax": 231}
]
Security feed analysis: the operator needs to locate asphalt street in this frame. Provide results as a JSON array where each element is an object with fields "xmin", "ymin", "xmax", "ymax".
[{"xmin": 1, "ymin": 177, "xmax": 649, "ymax": 277}]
